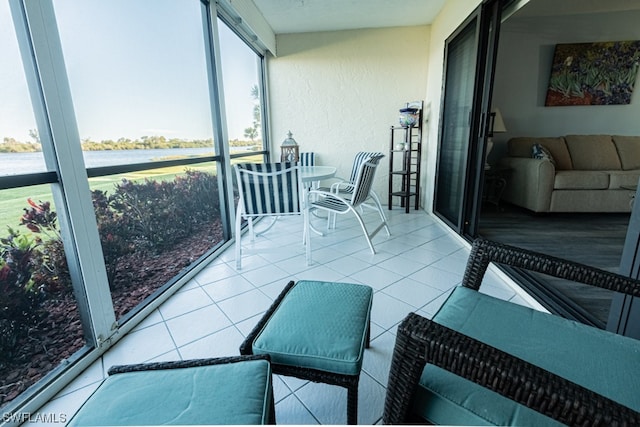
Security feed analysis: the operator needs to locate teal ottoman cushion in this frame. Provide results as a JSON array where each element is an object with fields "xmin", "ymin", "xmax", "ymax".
[
  {"xmin": 252, "ymin": 280, "xmax": 373, "ymax": 376},
  {"xmin": 68, "ymin": 359, "xmax": 272, "ymax": 425},
  {"xmin": 414, "ymin": 286, "xmax": 640, "ymax": 425}
]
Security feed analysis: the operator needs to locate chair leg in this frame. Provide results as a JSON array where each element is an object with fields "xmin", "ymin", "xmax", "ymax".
[
  {"xmin": 248, "ymin": 217, "xmax": 255, "ymax": 242},
  {"xmin": 305, "ymin": 206, "xmax": 312, "ymax": 266},
  {"xmin": 370, "ymin": 190, "xmax": 388, "ymax": 223},
  {"xmin": 235, "ymin": 205, "xmax": 243, "ymax": 270},
  {"xmin": 365, "ymin": 321, "xmax": 371, "ymax": 349},
  {"xmin": 347, "ymin": 382, "xmax": 359, "ymax": 425},
  {"xmin": 351, "ymin": 207, "xmax": 376, "ymax": 254},
  {"xmin": 371, "ymin": 195, "xmax": 391, "ymax": 237}
]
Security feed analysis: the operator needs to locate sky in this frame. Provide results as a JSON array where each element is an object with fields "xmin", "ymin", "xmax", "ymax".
[{"xmin": 0, "ymin": 0, "xmax": 260, "ymax": 143}]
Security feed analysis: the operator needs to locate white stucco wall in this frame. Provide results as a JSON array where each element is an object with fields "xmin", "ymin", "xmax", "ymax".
[
  {"xmin": 266, "ymin": 1, "xmax": 487, "ymax": 213},
  {"xmin": 267, "ymin": 26, "xmax": 429, "ymax": 206}
]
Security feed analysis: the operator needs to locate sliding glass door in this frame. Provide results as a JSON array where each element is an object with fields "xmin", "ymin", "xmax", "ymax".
[{"xmin": 433, "ymin": 0, "xmax": 503, "ymax": 237}]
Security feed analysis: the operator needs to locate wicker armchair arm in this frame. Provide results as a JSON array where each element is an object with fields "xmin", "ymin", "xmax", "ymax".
[
  {"xmin": 240, "ymin": 281, "xmax": 296, "ymax": 355},
  {"xmin": 107, "ymin": 354, "xmax": 271, "ymax": 375},
  {"xmin": 463, "ymin": 238, "xmax": 640, "ymax": 296},
  {"xmin": 383, "ymin": 312, "xmax": 639, "ymax": 425}
]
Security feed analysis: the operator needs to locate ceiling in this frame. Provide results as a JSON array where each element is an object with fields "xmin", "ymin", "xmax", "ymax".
[
  {"xmin": 251, "ymin": 0, "xmax": 640, "ymax": 35},
  {"xmin": 251, "ymin": 0, "xmax": 446, "ymax": 34}
]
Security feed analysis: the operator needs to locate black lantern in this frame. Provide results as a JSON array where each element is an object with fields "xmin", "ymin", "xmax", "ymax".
[{"xmin": 280, "ymin": 131, "xmax": 299, "ymax": 163}]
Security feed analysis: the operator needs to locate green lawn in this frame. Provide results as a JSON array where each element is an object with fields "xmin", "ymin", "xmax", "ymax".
[
  {"xmin": 1, "ymin": 162, "xmax": 220, "ymax": 236},
  {"xmin": 1, "ymin": 154, "xmax": 265, "ymax": 237}
]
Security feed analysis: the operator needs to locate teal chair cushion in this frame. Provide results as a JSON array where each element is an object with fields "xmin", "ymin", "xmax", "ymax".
[
  {"xmin": 68, "ymin": 359, "xmax": 272, "ymax": 425},
  {"xmin": 252, "ymin": 280, "xmax": 373, "ymax": 375},
  {"xmin": 414, "ymin": 286, "xmax": 640, "ymax": 425}
]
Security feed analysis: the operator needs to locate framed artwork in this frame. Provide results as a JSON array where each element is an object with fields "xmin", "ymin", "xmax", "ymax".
[{"xmin": 545, "ymin": 40, "xmax": 640, "ymax": 106}]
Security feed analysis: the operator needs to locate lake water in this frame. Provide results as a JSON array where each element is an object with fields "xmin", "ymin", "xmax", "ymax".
[{"xmin": 0, "ymin": 147, "xmax": 217, "ymax": 176}]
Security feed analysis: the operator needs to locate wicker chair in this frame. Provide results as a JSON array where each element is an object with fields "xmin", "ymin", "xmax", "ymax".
[{"xmin": 383, "ymin": 238, "xmax": 640, "ymax": 426}]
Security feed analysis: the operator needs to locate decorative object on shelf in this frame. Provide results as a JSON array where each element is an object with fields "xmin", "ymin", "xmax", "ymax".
[
  {"xmin": 485, "ymin": 108, "xmax": 506, "ymax": 169},
  {"xmin": 398, "ymin": 101, "xmax": 422, "ymax": 127},
  {"xmin": 280, "ymin": 130, "xmax": 299, "ymax": 163}
]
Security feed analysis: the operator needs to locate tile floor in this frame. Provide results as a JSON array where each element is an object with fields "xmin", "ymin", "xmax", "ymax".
[{"xmin": 32, "ymin": 208, "xmax": 534, "ymax": 425}]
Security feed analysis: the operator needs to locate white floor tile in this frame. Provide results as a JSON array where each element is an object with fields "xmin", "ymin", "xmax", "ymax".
[
  {"xmin": 275, "ymin": 394, "xmax": 320, "ymax": 425},
  {"xmin": 409, "ymin": 264, "xmax": 463, "ymax": 292},
  {"xmin": 102, "ymin": 323, "xmax": 177, "ymax": 372},
  {"xmin": 323, "ymin": 255, "xmax": 372, "ymax": 276},
  {"xmin": 377, "ymin": 254, "xmax": 431, "ymax": 275},
  {"xmin": 157, "ymin": 287, "xmax": 214, "ymax": 320},
  {"xmin": 348, "ymin": 265, "xmax": 404, "ymax": 291},
  {"xmin": 216, "ymin": 288, "xmax": 273, "ymax": 323},
  {"xmin": 362, "ymin": 331, "xmax": 398, "ymax": 386},
  {"xmin": 358, "ymin": 372, "xmax": 387, "ymax": 425},
  {"xmin": 194, "ymin": 262, "xmax": 239, "ymax": 285},
  {"xmin": 370, "ymin": 292, "xmax": 415, "ymax": 330},
  {"xmin": 294, "ymin": 381, "xmax": 347, "ymax": 425},
  {"xmin": 240, "ymin": 263, "xmax": 291, "ymax": 287},
  {"xmin": 165, "ymin": 304, "xmax": 232, "ymax": 347},
  {"xmin": 32, "ymin": 383, "xmax": 99, "ymax": 426},
  {"xmin": 201, "ymin": 275, "xmax": 256, "ymax": 302},
  {"xmin": 178, "ymin": 325, "xmax": 245, "ymax": 359},
  {"xmin": 381, "ymin": 278, "xmax": 446, "ymax": 309},
  {"xmin": 54, "ymin": 359, "xmax": 104, "ymax": 398}
]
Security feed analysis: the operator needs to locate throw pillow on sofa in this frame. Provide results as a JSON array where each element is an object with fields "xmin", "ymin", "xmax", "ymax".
[{"xmin": 532, "ymin": 143, "xmax": 556, "ymax": 166}]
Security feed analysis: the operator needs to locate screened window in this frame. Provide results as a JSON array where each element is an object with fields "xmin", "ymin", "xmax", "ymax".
[
  {"xmin": 218, "ymin": 18, "xmax": 266, "ymax": 160},
  {"xmin": 1, "ymin": 0, "xmax": 269, "ymax": 413},
  {"xmin": 54, "ymin": 0, "xmax": 225, "ymax": 321},
  {"xmin": 0, "ymin": 1, "xmax": 85, "ymax": 410}
]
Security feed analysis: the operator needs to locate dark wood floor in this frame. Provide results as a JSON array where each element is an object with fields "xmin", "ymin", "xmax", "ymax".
[{"xmin": 478, "ymin": 203, "xmax": 631, "ymax": 326}]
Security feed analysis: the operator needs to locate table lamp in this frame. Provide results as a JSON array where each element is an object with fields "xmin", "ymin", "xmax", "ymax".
[{"xmin": 486, "ymin": 108, "xmax": 506, "ymax": 169}]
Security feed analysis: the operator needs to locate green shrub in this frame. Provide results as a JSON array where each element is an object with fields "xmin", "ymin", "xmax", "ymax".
[
  {"xmin": 0, "ymin": 170, "xmax": 221, "ymax": 353},
  {"xmin": 21, "ymin": 199, "xmax": 71, "ymax": 294},
  {"xmin": 92, "ymin": 190, "xmax": 136, "ymax": 286},
  {"xmin": 0, "ymin": 228, "xmax": 44, "ymax": 364},
  {"xmin": 110, "ymin": 170, "xmax": 220, "ymax": 251}
]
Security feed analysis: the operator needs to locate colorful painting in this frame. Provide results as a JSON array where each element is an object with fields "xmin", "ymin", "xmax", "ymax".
[{"xmin": 545, "ymin": 40, "xmax": 640, "ymax": 106}]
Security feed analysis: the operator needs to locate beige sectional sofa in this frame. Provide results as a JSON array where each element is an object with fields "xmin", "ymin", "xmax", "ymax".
[{"xmin": 498, "ymin": 135, "xmax": 640, "ymax": 213}]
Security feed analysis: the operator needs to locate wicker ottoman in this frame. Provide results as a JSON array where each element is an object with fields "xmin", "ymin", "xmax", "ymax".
[
  {"xmin": 67, "ymin": 356, "xmax": 275, "ymax": 425},
  {"xmin": 240, "ymin": 280, "xmax": 373, "ymax": 425}
]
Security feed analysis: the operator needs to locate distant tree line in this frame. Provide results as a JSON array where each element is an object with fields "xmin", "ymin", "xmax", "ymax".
[{"xmin": 0, "ymin": 133, "xmax": 260, "ymax": 153}]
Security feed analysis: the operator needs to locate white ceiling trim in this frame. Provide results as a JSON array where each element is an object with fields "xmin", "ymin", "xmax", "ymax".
[{"xmin": 217, "ymin": 0, "xmax": 277, "ymax": 55}]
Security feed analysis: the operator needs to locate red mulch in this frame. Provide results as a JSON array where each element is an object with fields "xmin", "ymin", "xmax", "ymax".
[{"xmin": 0, "ymin": 222, "xmax": 223, "ymax": 408}]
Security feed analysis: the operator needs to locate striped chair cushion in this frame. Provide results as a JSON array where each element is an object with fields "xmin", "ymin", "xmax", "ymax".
[
  {"xmin": 349, "ymin": 152, "xmax": 385, "ymax": 184},
  {"xmin": 299, "ymin": 152, "xmax": 316, "ymax": 167},
  {"xmin": 236, "ymin": 163, "xmax": 301, "ymax": 216}
]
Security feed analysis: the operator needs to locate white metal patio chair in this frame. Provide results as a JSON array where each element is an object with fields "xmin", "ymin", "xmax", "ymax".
[
  {"xmin": 319, "ymin": 151, "xmax": 388, "ymax": 222},
  {"xmin": 234, "ymin": 162, "xmax": 302, "ymax": 269},
  {"xmin": 305, "ymin": 156, "xmax": 389, "ymax": 265}
]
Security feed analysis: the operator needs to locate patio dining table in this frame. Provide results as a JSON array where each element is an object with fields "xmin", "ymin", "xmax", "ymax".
[
  {"xmin": 299, "ymin": 165, "xmax": 336, "ymax": 183},
  {"xmin": 299, "ymin": 165, "xmax": 336, "ymax": 236}
]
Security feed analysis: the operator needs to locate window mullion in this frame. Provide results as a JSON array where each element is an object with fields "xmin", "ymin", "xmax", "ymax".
[{"xmin": 17, "ymin": 0, "xmax": 116, "ymax": 344}]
